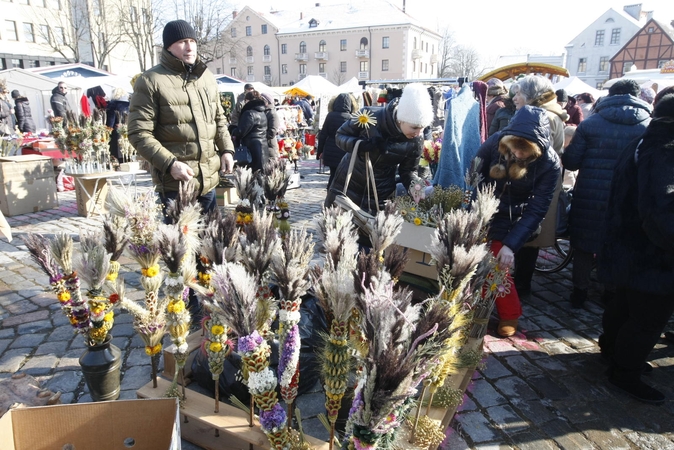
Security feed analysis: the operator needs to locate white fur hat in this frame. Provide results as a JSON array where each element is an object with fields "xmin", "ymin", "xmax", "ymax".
[{"xmin": 396, "ymin": 83, "xmax": 433, "ymax": 127}]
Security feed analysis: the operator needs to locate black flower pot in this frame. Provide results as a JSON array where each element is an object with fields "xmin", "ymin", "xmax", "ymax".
[{"xmin": 79, "ymin": 335, "xmax": 122, "ymax": 401}]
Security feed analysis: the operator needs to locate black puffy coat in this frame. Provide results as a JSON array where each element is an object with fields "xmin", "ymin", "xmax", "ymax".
[
  {"xmin": 476, "ymin": 106, "xmax": 561, "ymax": 253},
  {"xmin": 106, "ymin": 99, "xmax": 129, "ymax": 161},
  {"xmin": 562, "ymin": 94, "xmax": 651, "ymax": 253},
  {"xmin": 14, "ymin": 97, "xmax": 36, "ymax": 133},
  {"xmin": 599, "ymin": 116, "xmax": 674, "ymax": 295},
  {"xmin": 234, "ymin": 98, "xmax": 267, "ymax": 172},
  {"xmin": 327, "ymin": 99, "xmax": 422, "ymax": 212},
  {"xmin": 317, "ymin": 93, "xmax": 355, "ymax": 169},
  {"xmin": 50, "ymin": 86, "xmax": 70, "ymax": 118}
]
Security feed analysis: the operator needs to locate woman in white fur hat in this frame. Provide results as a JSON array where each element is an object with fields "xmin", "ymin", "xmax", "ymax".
[{"xmin": 325, "ymin": 83, "xmax": 433, "ymax": 225}]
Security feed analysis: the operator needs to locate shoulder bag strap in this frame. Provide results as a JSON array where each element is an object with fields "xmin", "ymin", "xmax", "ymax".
[{"xmin": 341, "ymin": 140, "xmax": 380, "ymax": 212}]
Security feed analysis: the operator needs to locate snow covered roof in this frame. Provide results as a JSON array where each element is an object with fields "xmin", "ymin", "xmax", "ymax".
[{"xmin": 261, "ymin": 0, "xmax": 436, "ymax": 36}]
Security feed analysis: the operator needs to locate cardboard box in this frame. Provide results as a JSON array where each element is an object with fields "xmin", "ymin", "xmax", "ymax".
[
  {"xmin": 0, "ymin": 398, "xmax": 181, "ymax": 450},
  {"xmin": 215, "ymin": 186, "xmax": 239, "ymax": 207},
  {"xmin": 0, "ymin": 155, "xmax": 58, "ymax": 217},
  {"xmin": 393, "ymin": 221, "xmax": 439, "ymax": 280},
  {"xmin": 74, "ymin": 176, "xmax": 110, "ymax": 217}
]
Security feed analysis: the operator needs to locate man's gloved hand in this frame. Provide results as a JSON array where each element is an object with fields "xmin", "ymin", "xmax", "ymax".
[
  {"xmin": 220, "ymin": 153, "xmax": 235, "ymax": 174},
  {"xmin": 170, "ymin": 161, "xmax": 195, "ymax": 182}
]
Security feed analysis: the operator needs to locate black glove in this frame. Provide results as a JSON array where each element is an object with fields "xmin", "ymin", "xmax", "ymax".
[{"xmin": 358, "ymin": 136, "xmax": 387, "ymax": 154}]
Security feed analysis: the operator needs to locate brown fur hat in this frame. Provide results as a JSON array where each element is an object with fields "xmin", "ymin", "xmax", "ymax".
[{"xmin": 490, "ymin": 135, "xmax": 542, "ymax": 179}]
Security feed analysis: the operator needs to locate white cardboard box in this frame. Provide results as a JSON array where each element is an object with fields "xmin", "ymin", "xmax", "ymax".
[{"xmin": 0, "ymin": 155, "xmax": 58, "ymax": 217}]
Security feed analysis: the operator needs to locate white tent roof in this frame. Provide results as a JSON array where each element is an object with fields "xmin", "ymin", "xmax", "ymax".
[
  {"xmin": 603, "ymin": 68, "xmax": 674, "ymax": 91},
  {"xmin": 217, "ymin": 80, "xmax": 280, "ymax": 100},
  {"xmin": 0, "ymin": 68, "xmax": 83, "ymax": 132},
  {"xmin": 286, "ymin": 75, "xmax": 338, "ymax": 97},
  {"xmin": 338, "ymin": 77, "xmax": 363, "ymax": 95},
  {"xmin": 553, "ymin": 76, "xmax": 605, "ymax": 98}
]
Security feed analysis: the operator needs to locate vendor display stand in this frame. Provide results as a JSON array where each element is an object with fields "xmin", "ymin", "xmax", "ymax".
[{"xmin": 68, "ymin": 170, "xmax": 146, "ymax": 217}]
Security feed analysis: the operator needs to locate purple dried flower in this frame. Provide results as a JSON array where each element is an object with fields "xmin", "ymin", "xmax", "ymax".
[
  {"xmin": 278, "ymin": 324, "xmax": 300, "ymax": 378},
  {"xmin": 258, "ymin": 403, "xmax": 287, "ymax": 432},
  {"xmin": 238, "ymin": 330, "xmax": 264, "ymax": 354}
]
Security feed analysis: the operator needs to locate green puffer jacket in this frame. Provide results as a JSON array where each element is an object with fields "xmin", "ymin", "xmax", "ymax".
[{"xmin": 128, "ymin": 49, "xmax": 234, "ymax": 196}]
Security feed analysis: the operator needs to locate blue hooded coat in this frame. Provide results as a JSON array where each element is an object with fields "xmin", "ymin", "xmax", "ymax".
[{"xmin": 476, "ymin": 106, "xmax": 561, "ymax": 253}]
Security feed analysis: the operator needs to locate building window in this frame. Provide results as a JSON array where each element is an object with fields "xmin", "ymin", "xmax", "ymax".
[
  {"xmin": 12, "ymin": 59, "xmax": 23, "ymax": 68},
  {"xmin": 610, "ymin": 28, "xmax": 620, "ymax": 45},
  {"xmin": 55, "ymin": 26, "xmax": 65, "ymax": 44},
  {"xmin": 382, "ymin": 59, "xmax": 389, "ymax": 71},
  {"xmin": 319, "ymin": 62, "xmax": 325, "ymax": 73},
  {"xmin": 359, "ymin": 61, "xmax": 368, "ymax": 72},
  {"xmin": 231, "ymin": 28, "xmax": 236, "ymax": 38},
  {"xmin": 246, "ymin": 46, "xmax": 253, "ymax": 57},
  {"xmin": 216, "ymin": 68, "xmax": 221, "ymax": 74},
  {"xmin": 340, "ymin": 39, "xmax": 346, "ymax": 51},
  {"xmin": 231, "ymin": 68, "xmax": 236, "ymax": 76},
  {"xmin": 299, "ymin": 64, "xmax": 306, "ymax": 74},
  {"xmin": 264, "ymin": 44, "xmax": 270, "ymax": 56},
  {"xmin": 245, "ymin": 26, "xmax": 251, "ymax": 36},
  {"xmin": 18, "ymin": 0, "xmax": 29, "ymax": 4},
  {"xmin": 38, "ymin": 24, "xmax": 50, "ymax": 43},
  {"xmin": 23, "ymin": 23, "xmax": 34, "ymax": 42},
  {"xmin": 594, "ymin": 30, "xmax": 604, "ymax": 46},
  {"xmin": 413, "ymin": 37, "xmax": 417, "ymax": 49},
  {"xmin": 340, "ymin": 61, "xmax": 346, "ymax": 72},
  {"xmin": 319, "ymin": 40, "xmax": 326, "ymax": 52},
  {"xmin": 247, "ymin": 66, "xmax": 253, "ymax": 75},
  {"xmin": 309, "ymin": 19, "xmax": 319, "ymax": 28},
  {"xmin": 264, "ymin": 65, "xmax": 271, "ymax": 75},
  {"xmin": 647, "ymin": 27, "xmax": 654, "ymax": 33},
  {"xmin": 623, "ymin": 61, "xmax": 633, "ymax": 73},
  {"xmin": 577, "ymin": 58, "xmax": 587, "ymax": 73},
  {"xmin": 282, "ymin": 64, "xmax": 287, "ymax": 74},
  {"xmin": 299, "ymin": 41, "xmax": 306, "ymax": 53},
  {"xmin": 28, "ymin": 60, "xmax": 39, "ymax": 68},
  {"xmin": 412, "ymin": 61, "xmax": 415, "ymax": 72},
  {"xmin": 599, "ymin": 56, "xmax": 608, "ymax": 72},
  {"xmin": 261, "ymin": 24, "xmax": 267, "ymax": 34},
  {"xmin": 359, "ymin": 37, "xmax": 368, "ymax": 49},
  {"xmin": 382, "ymin": 36, "xmax": 389, "ymax": 49},
  {"xmin": 425, "ymin": 42, "xmax": 428, "ymax": 52},
  {"xmin": 5, "ymin": 20, "xmax": 17, "ymax": 41},
  {"xmin": 281, "ymin": 43, "xmax": 287, "ymax": 54}
]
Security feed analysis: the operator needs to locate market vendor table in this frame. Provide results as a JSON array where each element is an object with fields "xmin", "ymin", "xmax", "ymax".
[{"xmin": 67, "ymin": 170, "xmax": 146, "ymax": 217}]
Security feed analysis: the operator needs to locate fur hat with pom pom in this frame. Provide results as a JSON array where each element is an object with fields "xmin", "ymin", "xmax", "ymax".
[{"xmin": 395, "ymin": 83, "xmax": 433, "ymax": 127}]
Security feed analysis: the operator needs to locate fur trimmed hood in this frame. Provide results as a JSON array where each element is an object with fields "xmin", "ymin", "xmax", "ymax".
[{"xmin": 531, "ymin": 90, "xmax": 570, "ymax": 123}]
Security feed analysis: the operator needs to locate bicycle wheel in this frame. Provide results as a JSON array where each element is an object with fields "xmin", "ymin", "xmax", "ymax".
[{"xmin": 535, "ymin": 238, "xmax": 574, "ymax": 273}]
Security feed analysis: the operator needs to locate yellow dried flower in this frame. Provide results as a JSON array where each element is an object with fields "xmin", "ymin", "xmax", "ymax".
[
  {"xmin": 106, "ymin": 272, "xmax": 118, "ymax": 281},
  {"xmin": 57, "ymin": 291, "xmax": 71, "ymax": 302},
  {"xmin": 104, "ymin": 311, "xmax": 114, "ymax": 322},
  {"xmin": 413, "ymin": 217, "xmax": 422, "ymax": 226},
  {"xmin": 167, "ymin": 300, "xmax": 186, "ymax": 314},
  {"xmin": 209, "ymin": 341, "xmax": 223, "ymax": 353},
  {"xmin": 211, "ymin": 324, "xmax": 225, "ymax": 336},
  {"xmin": 145, "ymin": 344, "xmax": 162, "ymax": 355},
  {"xmin": 146, "ymin": 265, "xmax": 160, "ymax": 278}
]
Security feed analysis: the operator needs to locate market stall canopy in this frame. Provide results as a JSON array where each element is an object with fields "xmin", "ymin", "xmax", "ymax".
[
  {"xmin": 216, "ymin": 79, "xmax": 280, "ymax": 101},
  {"xmin": 478, "ymin": 63, "xmax": 570, "ymax": 82},
  {"xmin": 284, "ymin": 75, "xmax": 338, "ymax": 98},
  {"xmin": 0, "ymin": 68, "xmax": 83, "ymax": 131},
  {"xmin": 553, "ymin": 76, "xmax": 605, "ymax": 99},
  {"xmin": 602, "ymin": 64, "xmax": 674, "ymax": 91},
  {"xmin": 338, "ymin": 77, "xmax": 363, "ymax": 94}
]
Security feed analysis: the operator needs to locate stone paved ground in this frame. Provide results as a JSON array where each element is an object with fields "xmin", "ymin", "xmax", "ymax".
[{"xmin": 1, "ymin": 158, "xmax": 674, "ymax": 449}]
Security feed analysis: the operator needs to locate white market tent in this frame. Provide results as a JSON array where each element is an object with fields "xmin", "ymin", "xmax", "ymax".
[
  {"xmin": 214, "ymin": 76, "xmax": 281, "ymax": 101},
  {"xmin": 28, "ymin": 63, "xmax": 132, "ymax": 99},
  {"xmin": 553, "ymin": 76, "xmax": 605, "ymax": 99},
  {"xmin": 602, "ymin": 68, "xmax": 674, "ymax": 92},
  {"xmin": 338, "ymin": 77, "xmax": 363, "ymax": 95},
  {"xmin": 284, "ymin": 75, "xmax": 338, "ymax": 98},
  {"xmin": 0, "ymin": 68, "xmax": 83, "ymax": 132}
]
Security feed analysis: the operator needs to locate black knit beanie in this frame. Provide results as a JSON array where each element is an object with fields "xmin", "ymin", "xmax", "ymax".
[
  {"xmin": 653, "ymin": 93, "xmax": 674, "ymax": 119},
  {"xmin": 555, "ymin": 89, "xmax": 568, "ymax": 103},
  {"xmin": 163, "ymin": 20, "xmax": 197, "ymax": 49},
  {"xmin": 608, "ymin": 79, "xmax": 640, "ymax": 97}
]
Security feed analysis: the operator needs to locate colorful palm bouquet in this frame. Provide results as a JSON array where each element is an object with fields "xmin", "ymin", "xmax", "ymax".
[
  {"xmin": 52, "ymin": 110, "xmax": 113, "ymax": 173},
  {"xmin": 421, "ymin": 132, "xmax": 442, "ymax": 177}
]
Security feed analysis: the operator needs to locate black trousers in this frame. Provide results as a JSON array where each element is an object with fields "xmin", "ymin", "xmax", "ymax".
[
  {"xmin": 514, "ymin": 246, "xmax": 538, "ymax": 293},
  {"xmin": 600, "ymin": 286, "xmax": 674, "ymax": 382}
]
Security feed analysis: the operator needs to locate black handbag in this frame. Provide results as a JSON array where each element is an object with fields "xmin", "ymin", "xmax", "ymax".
[{"xmin": 233, "ymin": 143, "xmax": 252, "ymax": 165}]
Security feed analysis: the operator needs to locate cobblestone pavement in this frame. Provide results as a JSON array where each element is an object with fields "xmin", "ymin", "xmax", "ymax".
[{"xmin": 1, "ymin": 158, "xmax": 674, "ymax": 449}]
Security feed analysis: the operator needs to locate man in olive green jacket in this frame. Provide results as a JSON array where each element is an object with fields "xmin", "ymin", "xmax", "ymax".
[{"xmin": 129, "ymin": 19, "xmax": 235, "ymax": 213}]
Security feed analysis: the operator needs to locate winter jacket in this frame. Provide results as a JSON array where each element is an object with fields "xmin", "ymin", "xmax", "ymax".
[
  {"xmin": 486, "ymin": 95, "xmax": 507, "ymax": 132},
  {"xmin": 128, "ymin": 49, "xmax": 234, "ymax": 196},
  {"xmin": 233, "ymin": 98, "xmax": 267, "ymax": 172},
  {"xmin": 476, "ymin": 106, "xmax": 561, "ymax": 253},
  {"xmin": 530, "ymin": 91, "xmax": 568, "ymax": 155},
  {"xmin": 489, "ymin": 99, "xmax": 516, "ymax": 137},
  {"xmin": 564, "ymin": 103, "xmax": 583, "ymax": 126},
  {"xmin": 317, "ymin": 93, "xmax": 355, "ymax": 169},
  {"xmin": 561, "ymin": 94, "xmax": 651, "ymax": 253},
  {"xmin": 50, "ymin": 87, "xmax": 70, "ymax": 118},
  {"xmin": 599, "ymin": 117, "xmax": 674, "ymax": 295},
  {"xmin": 264, "ymin": 104, "xmax": 280, "ymax": 160},
  {"xmin": 297, "ymin": 99, "xmax": 314, "ymax": 123},
  {"xmin": 13, "ymin": 97, "xmax": 36, "ymax": 133},
  {"xmin": 328, "ymin": 98, "xmax": 422, "ymax": 212},
  {"xmin": 0, "ymin": 99, "xmax": 13, "ymax": 135},
  {"xmin": 106, "ymin": 99, "xmax": 130, "ymax": 162}
]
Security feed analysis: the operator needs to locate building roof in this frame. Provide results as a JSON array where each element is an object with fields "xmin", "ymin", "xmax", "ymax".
[{"xmin": 256, "ymin": 0, "xmax": 439, "ymax": 37}]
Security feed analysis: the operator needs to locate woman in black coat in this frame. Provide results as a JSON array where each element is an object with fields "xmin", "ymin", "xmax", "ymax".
[
  {"xmin": 233, "ymin": 90, "xmax": 268, "ymax": 173},
  {"xmin": 475, "ymin": 105, "xmax": 560, "ymax": 337},
  {"xmin": 317, "ymin": 93, "xmax": 358, "ymax": 189},
  {"xmin": 11, "ymin": 90, "xmax": 36, "ymax": 134},
  {"xmin": 597, "ymin": 91, "xmax": 674, "ymax": 405},
  {"xmin": 106, "ymin": 88, "xmax": 130, "ymax": 162},
  {"xmin": 325, "ymin": 83, "xmax": 433, "ymax": 214}
]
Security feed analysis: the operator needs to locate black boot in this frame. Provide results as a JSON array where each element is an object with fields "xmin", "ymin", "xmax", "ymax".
[
  {"xmin": 608, "ymin": 376, "xmax": 665, "ymax": 405},
  {"xmin": 570, "ymin": 287, "xmax": 587, "ymax": 309}
]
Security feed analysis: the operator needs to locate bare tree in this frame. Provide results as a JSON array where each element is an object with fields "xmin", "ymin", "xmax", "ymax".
[
  {"xmin": 437, "ymin": 26, "xmax": 456, "ymax": 78},
  {"xmin": 86, "ymin": 0, "xmax": 126, "ymax": 69},
  {"xmin": 444, "ymin": 45, "xmax": 483, "ymax": 80},
  {"xmin": 34, "ymin": 0, "xmax": 88, "ymax": 63},
  {"xmin": 112, "ymin": 0, "xmax": 158, "ymax": 71},
  {"xmin": 331, "ymin": 69, "xmax": 346, "ymax": 86}
]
